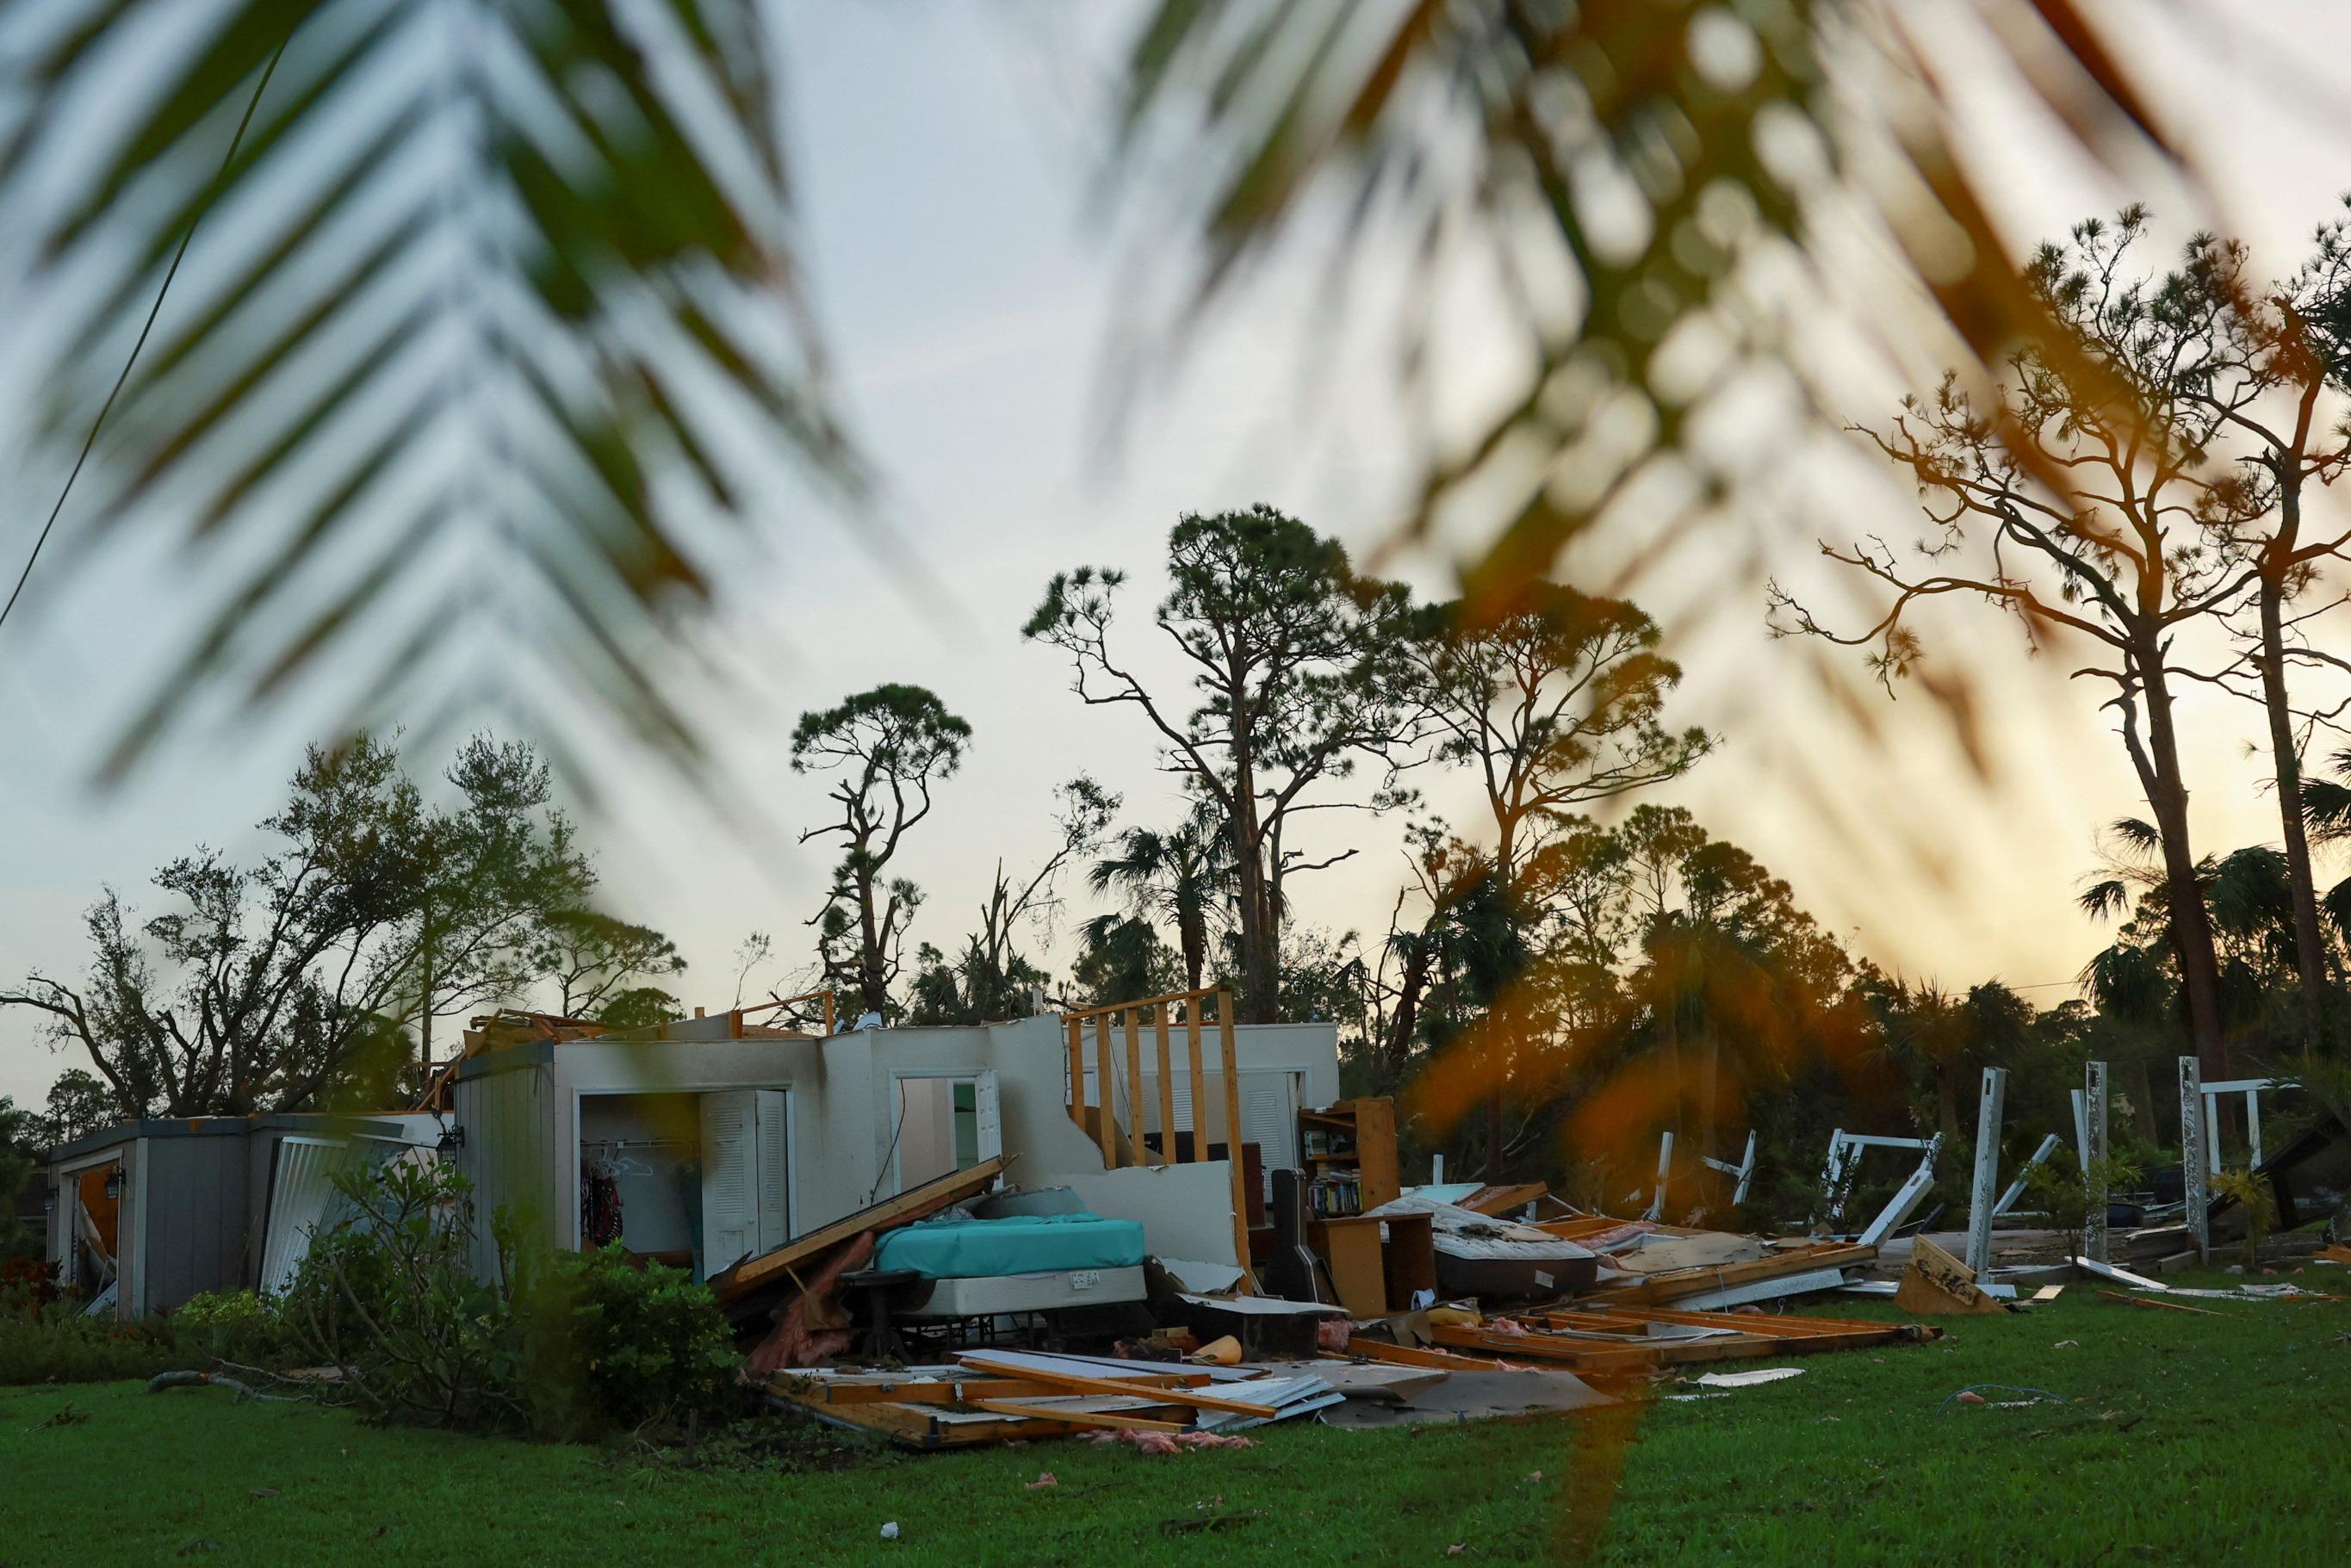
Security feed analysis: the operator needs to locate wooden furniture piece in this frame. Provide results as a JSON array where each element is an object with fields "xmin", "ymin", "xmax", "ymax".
[
  {"xmin": 1297, "ymin": 1097, "xmax": 1401, "ymax": 1217},
  {"xmin": 1308, "ymin": 1214, "xmax": 1388, "ymax": 1318},
  {"xmin": 1379, "ymin": 1211, "xmax": 1438, "ymax": 1310}
]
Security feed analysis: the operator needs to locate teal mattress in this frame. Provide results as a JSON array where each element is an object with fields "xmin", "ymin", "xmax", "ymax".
[{"xmin": 872, "ymin": 1211, "xmax": 1146, "ymax": 1280}]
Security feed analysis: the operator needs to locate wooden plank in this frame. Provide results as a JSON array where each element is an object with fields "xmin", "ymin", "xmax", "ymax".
[
  {"xmin": 1457, "ymin": 1181, "xmax": 1548, "ymax": 1217},
  {"xmin": 957, "ymin": 1353, "xmax": 1282, "ymax": 1418},
  {"xmin": 1065, "ymin": 1016, "xmax": 1085, "ymax": 1131},
  {"xmin": 710, "ymin": 1155, "xmax": 1007, "ymax": 1303},
  {"xmin": 1061, "ymin": 983, "xmax": 1223, "ymax": 1022},
  {"xmin": 1432, "ymin": 1317, "xmax": 1925, "ymax": 1373},
  {"xmin": 1125, "ymin": 1008, "xmax": 1146, "ymax": 1167},
  {"xmin": 1331, "ymin": 1339, "xmax": 1519, "ymax": 1372},
  {"xmin": 1095, "ymin": 1014, "xmax": 1120, "ymax": 1168},
  {"xmin": 776, "ymin": 1373, "xmax": 1205, "ymax": 1406},
  {"xmin": 1218, "ymin": 989, "xmax": 1251, "ymax": 1292},
  {"xmin": 971, "ymin": 1398, "xmax": 1193, "ymax": 1433},
  {"xmin": 1155, "ymin": 1008, "xmax": 1176, "ymax": 1165},
  {"xmin": 1540, "ymin": 1304, "xmax": 1900, "ymax": 1339},
  {"xmin": 2097, "ymin": 1288, "xmax": 2225, "ymax": 1317}
]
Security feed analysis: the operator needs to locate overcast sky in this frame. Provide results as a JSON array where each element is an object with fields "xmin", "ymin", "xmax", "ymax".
[{"xmin": 5, "ymin": 2, "xmax": 2351, "ymax": 1112}]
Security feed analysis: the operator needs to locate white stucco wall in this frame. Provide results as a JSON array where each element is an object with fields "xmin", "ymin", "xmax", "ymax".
[{"xmin": 496, "ymin": 1013, "xmax": 1340, "ymax": 1255}]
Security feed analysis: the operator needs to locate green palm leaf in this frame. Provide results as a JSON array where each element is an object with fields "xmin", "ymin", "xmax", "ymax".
[{"xmin": 3, "ymin": 0, "xmax": 856, "ymax": 778}]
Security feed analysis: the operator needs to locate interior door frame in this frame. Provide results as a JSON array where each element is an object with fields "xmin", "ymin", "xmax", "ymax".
[
  {"xmin": 570, "ymin": 1083, "xmax": 798, "ymax": 1251},
  {"xmin": 886, "ymin": 1069, "xmax": 994, "ymax": 1194}
]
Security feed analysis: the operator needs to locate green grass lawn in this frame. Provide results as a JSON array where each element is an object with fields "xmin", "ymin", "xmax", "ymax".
[{"xmin": 1, "ymin": 1275, "xmax": 2344, "ymax": 1565}]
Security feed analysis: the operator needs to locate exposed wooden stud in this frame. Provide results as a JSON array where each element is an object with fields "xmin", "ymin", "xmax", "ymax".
[
  {"xmin": 1155, "ymin": 1007, "xmax": 1176, "ymax": 1167},
  {"xmin": 1125, "ymin": 1007, "xmax": 1146, "ymax": 1166},
  {"xmin": 1096, "ymin": 1015, "xmax": 1120, "ymax": 1169},
  {"xmin": 1065, "ymin": 1016, "xmax": 1085, "ymax": 1132}
]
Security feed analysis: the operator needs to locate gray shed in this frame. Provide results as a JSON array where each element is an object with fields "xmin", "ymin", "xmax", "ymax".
[{"xmin": 41, "ymin": 1112, "xmax": 438, "ymax": 1319}]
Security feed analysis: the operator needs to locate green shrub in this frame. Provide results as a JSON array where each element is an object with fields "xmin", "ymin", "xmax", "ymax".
[
  {"xmin": 517, "ymin": 1247, "xmax": 742, "ymax": 1441},
  {"xmin": 284, "ymin": 1161, "xmax": 745, "ymax": 1440},
  {"xmin": 0, "ymin": 1298, "xmax": 183, "ymax": 1386},
  {"xmin": 166, "ymin": 1289, "xmax": 287, "ymax": 1367}
]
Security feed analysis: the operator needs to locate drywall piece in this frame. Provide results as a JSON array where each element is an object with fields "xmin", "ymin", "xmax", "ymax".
[
  {"xmin": 1041, "ymin": 1161, "xmax": 1244, "ymax": 1270},
  {"xmin": 2179, "ymin": 1057, "xmax": 2209, "ymax": 1261},
  {"xmin": 1964, "ymin": 1068, "xmax": 2007, "ymax": 1278},
  {"xmin": 1314, "ymin": 1367, "xmax": 1613, "ymax": 1428},
  {"xmin": 1694, "ymin": 1367, "xmax": 1803, "ymax": 1388},
  {"xmin": 1157, "ymin": 1257, "xmax": 1247, "ymax": 1294}
]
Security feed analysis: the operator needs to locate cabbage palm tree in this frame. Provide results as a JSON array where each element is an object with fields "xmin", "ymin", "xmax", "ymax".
[{"xmin": 1085, "ymin": 802, "xmax": 1232, "ymax": 995}]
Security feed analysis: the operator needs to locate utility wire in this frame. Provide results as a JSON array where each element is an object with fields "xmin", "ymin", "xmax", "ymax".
[{"xmin": 0, "ymin": 27, "xmax": 295, "ymax": 635}]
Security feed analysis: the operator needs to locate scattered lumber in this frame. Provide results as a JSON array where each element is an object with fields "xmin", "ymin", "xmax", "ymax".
[{"xmin": 2096, "ymin": 1289, "xmax": 2224, "ymax": 1317}]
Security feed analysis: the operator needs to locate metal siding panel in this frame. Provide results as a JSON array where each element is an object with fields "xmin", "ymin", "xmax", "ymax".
[{"xmin": 149, "ymin": 1139, "xmax": 193, "ymax": 1311}]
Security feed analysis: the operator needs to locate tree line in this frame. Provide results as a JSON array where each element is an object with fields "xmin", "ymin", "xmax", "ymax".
[{"xmin": 16, "ymin": 207, "xmax": 2351, "ymax": 1222}]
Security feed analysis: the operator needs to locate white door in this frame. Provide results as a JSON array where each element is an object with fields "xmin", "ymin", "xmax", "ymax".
[
  {"xmin": 972, "ymin": 1070, "xmax": 1002, "ymax": 1163},
  {"xmin": 259, "ymin": 1137, "xmax": 348, "ymax": 1295},
  {"xmin": 699, "ymin": 1092, "xmax": 757, "ymax": 1275},
  {"xmin": 754, "ymin": 1089, "xmax": 791, "ymax": 1252}
]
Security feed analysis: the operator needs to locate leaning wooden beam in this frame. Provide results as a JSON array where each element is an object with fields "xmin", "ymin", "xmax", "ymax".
[
  {"xmin": 1457, "ymin": 1182, "xmax": 1552, "ymax": 1217},
  {"xmin": 710, "ymin": 1156, "xmax": 1008, "ymax": 1305}
]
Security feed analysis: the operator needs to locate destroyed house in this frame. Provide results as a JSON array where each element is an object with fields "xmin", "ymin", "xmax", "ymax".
[{"xmin": 426, "ymin": 997, "xmax": 1342, "ymax": 1288}]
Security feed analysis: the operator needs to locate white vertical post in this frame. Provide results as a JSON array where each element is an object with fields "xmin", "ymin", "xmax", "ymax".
[
  {"xmin": 1820, "ymin": 1129, "xmax": 1849, "ymax": 1227},
  {"xmin": 2179, "ymin": 1056, "xmax": 2208, "ymax": 1261},
  {"xmin": 1430, "ymin": 1153, "xmax": 1444, "ymax": 1186},
  {"xmin": 2247, "ymin": 1091, "xmax": 2263, "ymax": 1170},
  {"xmin": 1964, "ymin": 1067, "xmax": 2007, "ymax": 1278},
  {"xmin": 2203, "ymin": 1092, "xmax": 2222, "ymax": 1176},
  {"xmin": 2083, "ymin": 1061, "xmax": 2110, "ymax": 1264},
  {"xmin": 1734, "ymin": 1129, "xmax": 1757, "ymax": 1205},
  {"xmin": 1642, "ymin": 1131, "xmax": 1673, "ymax": 1221},
  {"xmin": 2069, "ymin": 1089, "xmax": 2089, "ymax": 1169}
]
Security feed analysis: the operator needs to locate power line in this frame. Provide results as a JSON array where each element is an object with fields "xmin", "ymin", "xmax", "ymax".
[{"xmin": 0, "ymin": 27, "xmax": 296, "ymax": 635}]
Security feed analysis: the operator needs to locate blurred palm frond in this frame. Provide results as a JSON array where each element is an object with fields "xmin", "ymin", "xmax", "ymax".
[
  {"xmin": 1, "ymin": 0, "xmax": 854, "ymax": 779},
  {"xmin": 1113, "ymin": 0, "xmax": 2180, "ymax": 737}
]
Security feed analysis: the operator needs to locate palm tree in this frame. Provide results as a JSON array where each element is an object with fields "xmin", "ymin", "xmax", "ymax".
[
  {"xmin": 0, "ymin": 0, "xmax": 853, "ymax": 778},
  {"xmin": 1086, "ymin": 803, "xmax": 1232, "ymax": 995}
]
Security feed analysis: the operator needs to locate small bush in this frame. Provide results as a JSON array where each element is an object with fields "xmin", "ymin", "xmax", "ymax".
[
  {"xmin": 517, "ymin": 1248, "xmax": 743, "ymax": 1441},
  {"xmin": 284, "ymin": 1161, "xmax": 746, "ymax": 1440},
  {"xmin": 0, "ymin": 1298, "xmax": 183, "ymax": 1386},
  {"xmin": 167, "ymin": 1289, "xmax": 287, "ymax": 1367}
]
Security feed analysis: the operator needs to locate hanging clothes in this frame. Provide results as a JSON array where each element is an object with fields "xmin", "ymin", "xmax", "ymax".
[{"xmin": 581, "ymin": 1158, "xmax": 625, "ymax": 1248}]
